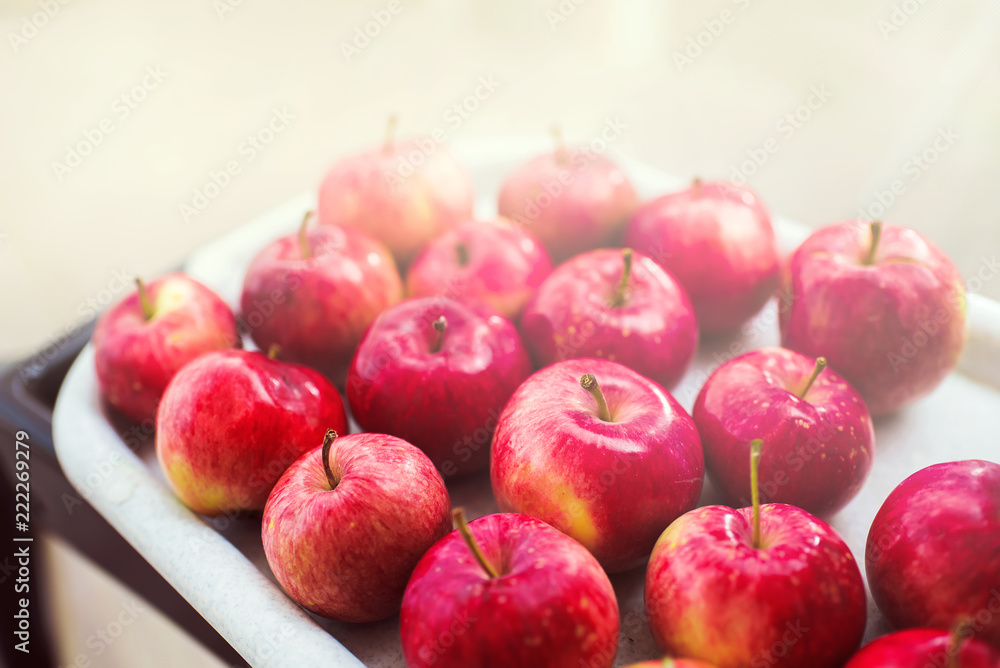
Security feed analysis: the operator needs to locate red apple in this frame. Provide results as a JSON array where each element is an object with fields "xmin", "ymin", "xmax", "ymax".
[
  {"xmin": 240, "ymin": 214, "xmax": 403, "ymax": 384},
  {"xmin": 400, "ymin": 510, "xmax": 620, "ymax": 668},
  {"xmin": 645, "ymin": 440, "xmax": 867, "ymax": 667},
  {"xmin": 866, "ymin": 460, "xmax": 1000, "ymax": 646},
  {"xmin": 623, "ymin": 660, "xmax": 719, "ymax": 668},
  {"xmin": 521, "ymin": 248, "xmax": 698, "ymax": 390},
  {"xmin": 693, "ymin": 347, "xmax": 874, "ymax": 516},
  {"xmin": 93, "ymin": 273, "xmax": 240, "ymax": 423},
  {"xmin": 780, "ymin": 220, "xmax": 966, "ymax": 415},
  {"xmin": 844, "ymin": 628, "xmax": 1000, "ymax": 668},
  {"xmin": 263, "ymin": 430, "xmax": 451, "ymax": 623},
  {"xmin": 317, "ymin": 118, "xmax": 475, "ymax": 264},
  {"xmin": 405, "ymin": 218, "xmax": 553, "ymax": 321},
  {"xmin": 491, "ymin": 357, "xmax": 704, "ymax": 573},
  {"xmin": 347, "ymin": 297, "xmax": 531, "ymax": 478},
  {"xmin": 156, "ymin": 349, "xmax": 348, "ymax": 515},
  {"xmin": 624, "ymin": 179, "xmax": 779, "ymax": 336},
  {"xmin": 497, "ymin": 134, "xmax": 638, "ymax": 262}
]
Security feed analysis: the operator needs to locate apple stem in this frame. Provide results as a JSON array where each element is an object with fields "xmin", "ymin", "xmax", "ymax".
[
  {"xmin": 864, "ymin": 220, "xmax": 883, "ymax": 265},
  {"xmin": 455, "ymin": 242, "xmax": 470, "ymax": 267},
  {"xmin": 383, "ymin": 114, "xmax": 397, "ymax": 155},
  {"xmin": 298, "ymin": 211, "xmax": 312, "ymax": 260},
  {"xmin": 135, "ymin": 278, "xmax": 154, "ymax": 321},
  {"xmin": 609, "ymin": 248, "xmax": 634, "ymax": 307},
  {"xmin": 430, "ymin": 316, "xmax": 447, "ymax": 353},
  {"xmin": 552, "ymin": 125, "xmax": 569, "ymax": 165},
  {"xmin": 266, "ymin": 344, "xmax": 281, "ymax": 360},
  {"xmin": 947, "ymin": 618, "xmax": 973, "ymax": 668},
  {"xmin": 580, "ymin": 374, "xmax": 612, "ymax": 422},
  {"xmin": 691, "ymin": 177, "xmax": 702, "ymax": 198},
  {"xmin": 452, "ymin": 507, "xmax": 498, "ymax": 579},
  {"xmin": 321, "ymin": 429, "xmax": 339, "ymax": 491},
  {"xmin": 798, "ymin": 357, "xmax": 828, "ymax": 398},
  {"xmin": 750, "ymin": 438, "xmax": 763, "ymax": 549}
]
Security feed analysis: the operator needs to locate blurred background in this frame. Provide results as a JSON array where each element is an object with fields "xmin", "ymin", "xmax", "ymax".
[{"xmin": 1, "ymin": 0, "xmax": 998, "ymax": 665}]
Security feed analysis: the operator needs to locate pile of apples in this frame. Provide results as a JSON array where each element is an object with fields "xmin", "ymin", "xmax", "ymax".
[{"xmin": 91, "ymin": 123, "xmax": 1000, "ymax": 668}]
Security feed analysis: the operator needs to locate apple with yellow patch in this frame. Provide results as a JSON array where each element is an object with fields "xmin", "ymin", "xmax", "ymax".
[
  {"xmin": 156, "ymin": 349, "xmax": 348, "ymax": 515},
  {"xmin": 490, "ymin": 358, "xmax": 703, "ymax": 573}
]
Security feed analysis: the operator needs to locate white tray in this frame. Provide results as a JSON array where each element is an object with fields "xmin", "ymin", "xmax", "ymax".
[{"xmin": 53, "ymin": 138, "xmax": 1000, "ymax": 667}]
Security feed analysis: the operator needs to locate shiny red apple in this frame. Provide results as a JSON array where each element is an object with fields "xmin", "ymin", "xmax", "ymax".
[
  {"xmin": 156, "ymin": 349, "xmax": 348, "ymax": 515},
  {"xmin": 498, "ymin": 136, "xmax": 638, "ymax": 262},
  {"xmin": 491, "ymin": 357, "xmax": 704, "ymax": 573},
  {"xmin": 93, "ymin": 273, "xmax": 240, "ymax": 423},
  {"xmin": 347, "ymin": 297, "xmax": 531, "ymax": 478},
  {"xmin": 400, "ymin": 510, "xmax": 620, "ymax": 668},
  {"xmin": 693, "ymin": 347, "xmax": 874, "ymax": 516},
  {"xmin": 624, "ymin": 179, "xmax": 779, "ymax": 336},
  {"xmin": 521, "ymin": 248, "xmax": 698, "ymax": 390},
  {"xmin": 645, "ymin": 440, "xmax": 867, "ymax": 667},
  {"xmin": 866, "ymin": 460, "xmax": 1000, "ymax": 646},
  {"xmin": 317, "ymin": 119, "xmax": 475, "ymax": 264},
  {"xmin": 844, "ymin": 628, "xmax": 1000, "ymax": 668},
  {"xmin": 405, "ymin": 218, "xmax": 553, "ymax": 321},
  {"xmin": 780, "ymin": 220, "xmax": 966, "ymax": 415},
  {"xmin": 240, "ymin": 214, "xmax": 402, "ymax": 384},
  {"xmin": 263, "ymin": 430, "xmax": 451, "ymax": 623}
]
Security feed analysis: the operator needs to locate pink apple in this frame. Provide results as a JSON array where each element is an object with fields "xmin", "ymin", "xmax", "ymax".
[
  {"xmin": 645, "ymin": 443, "xmax": 867, "ymax": 668},
  {"xmin": 240, "ymin": 214, "xmax": 403, "ymax": 384},
  {"xmin": 263, "ymin": 430, "xmax": 451, "ymax": 623},
  {"xmin": 521, "ymin": 248, "xmax": 698, "ymax": 390},
  {"xmin": 93, "ymin": 273, "xmax": 240, "ymax": 423},
  {"xmin": 347, "ymin": 297, "xmax": 531, "ymax": 478},
  {"xmin": 317, "ymin": 120, "xmax": 475, "ymax": 264},
  {"xmin": 624, "ymin": 179, "xmax": 779, "ymax": 336},
  {"xmin": 400, "ymin": 510, "xmax": 620, "ymax": 668},
  {"xmin": 497, "ymin": 137, "xmax": 638, "ymax": 262},
  {"xmin": 693, "ymin": 347, "xmax": 874, "ymax": 516},
  {"xmin": 866, "ymin": 460, "xmax": 1000, "ymax": 646},
  {"xmin": 491, "ymin": 357, "xmax": 704, "ymax": 573},
  {"xmin": 405, "ymin": 218, "xmax": 553, "ymax": 321},
  {"xmin": 844, "ymin": 628, "xmax": 1000, "ymax": 668},
  {"xmin": 156, "ymin": 349, "xmax": 348, "ymax": 515},
  {"xmin": 780, "ymin": 220, "xmax": 966, "ymax": 415}
]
